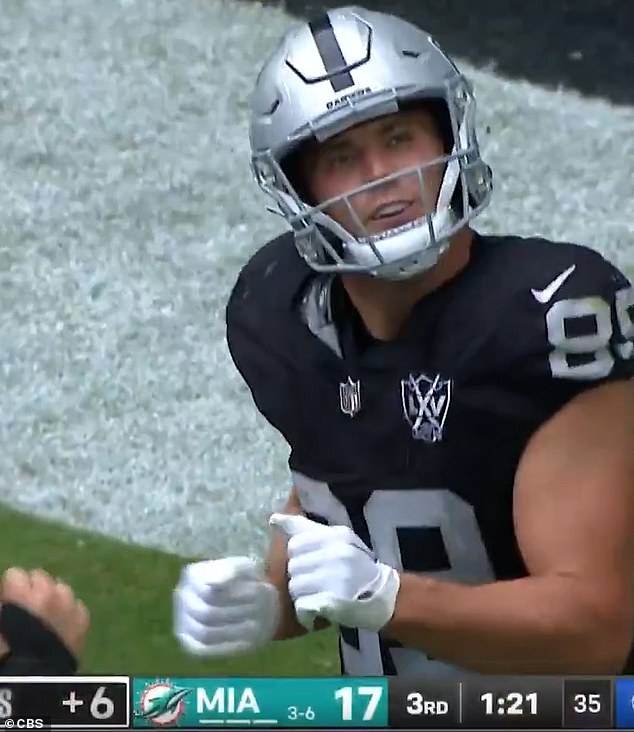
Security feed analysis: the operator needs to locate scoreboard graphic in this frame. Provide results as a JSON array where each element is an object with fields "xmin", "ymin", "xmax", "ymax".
[{"xmin": 0, "ymin": 675, "xmax": 633, "ymax": 729}]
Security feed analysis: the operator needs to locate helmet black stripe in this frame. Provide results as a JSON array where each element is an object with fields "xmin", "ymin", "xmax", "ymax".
[{"xmin": 308, "ymin": 14, "xmax": 355, "ymax": 93}]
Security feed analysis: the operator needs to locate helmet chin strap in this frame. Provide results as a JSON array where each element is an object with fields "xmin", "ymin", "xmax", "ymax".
[
  {"xmin": 374, "ymin": 240, "xmax": 450, "ymax": 281},
  {"xmin": 435, "ymin": 143, "xmax": 461, "ymax": 212},
  {"xmin": 353, "ymin": 208, "xmax": 456, "ymax": 281}
]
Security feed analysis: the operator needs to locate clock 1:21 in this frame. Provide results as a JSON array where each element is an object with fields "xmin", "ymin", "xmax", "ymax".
[{"xmin": 480, "ymin": 691, "xmax": 538, "ymax": 716}]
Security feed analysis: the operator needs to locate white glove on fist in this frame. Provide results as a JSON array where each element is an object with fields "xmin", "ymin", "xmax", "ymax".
[
  {"xmin": 173, "ymin": 556, "xmax": 280, "ymax": 657},
  {"xmin": 270, "ymin": 513, "xmax": 400, "ymax": 633}
]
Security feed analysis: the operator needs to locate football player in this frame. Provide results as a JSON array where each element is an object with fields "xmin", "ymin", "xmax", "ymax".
[{"xmin": 174, "ymin": 7, "xmax": 634, "ymax": 675}]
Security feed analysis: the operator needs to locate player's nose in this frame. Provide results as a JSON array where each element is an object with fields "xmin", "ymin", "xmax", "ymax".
[{"xmin": 360, "ymin": 148, "xmax": 399, "ymax": 187}]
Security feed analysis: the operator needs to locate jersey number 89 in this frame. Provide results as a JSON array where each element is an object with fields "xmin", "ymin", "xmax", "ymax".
[
  {"xmin": 292, "ymin": 472, "xmax": 494, "ymax": 676},
  {"xmin": 546, "ymin": 287, "xmax": 634, "ymax": 380}
]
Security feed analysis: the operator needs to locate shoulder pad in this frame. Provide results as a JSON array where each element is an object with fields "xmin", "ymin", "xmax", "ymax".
[
  {"xmin": 224, "ymin": 232, "xmax": 312, "ymax": 445},
  {"xmin": 476, "ymin": 234, "xmax": 628, "ymax": 304},
  {"xmin": 483, "ymin": 234, "xmax": 634, "ymax": 385},
  {"xmin": 227, "ymin": 231, "xmax": 311, "ymax": 322}
]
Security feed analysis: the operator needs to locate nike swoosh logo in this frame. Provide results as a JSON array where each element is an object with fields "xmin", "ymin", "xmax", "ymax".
[{"xmin": 531, "ymin": 264, "xmax": 576, "ymax": 304}]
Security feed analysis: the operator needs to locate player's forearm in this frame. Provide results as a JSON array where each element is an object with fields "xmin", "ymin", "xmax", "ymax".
[
  {"xmin": 265, "ymin": 489, "xmax": 331, "ymax": 641},
  {"xmin": 264, "ymin": 571, "xmax": 330, "ymax": 641},
  {"xmin": 272, "ymin": 588, "xmax": 331, "ymax": 640},
  {"xmin": 271, "ymin": 583, "xmax": 309, "ymax": 641},
  {"xmin": 383, "ymin": 572, "xmax": 630, "ymax": 674}
]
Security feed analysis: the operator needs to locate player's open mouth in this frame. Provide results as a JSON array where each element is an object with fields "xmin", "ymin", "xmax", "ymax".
[{"xmin": 368, "ymin": 200, "xmax": 415, "ymax": 229}]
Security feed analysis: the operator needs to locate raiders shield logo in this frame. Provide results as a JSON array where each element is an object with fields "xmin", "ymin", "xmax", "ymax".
[
  {"xmin": 401, "ymin": 373, "xmax": 452, "ymax": 442},
  {"xmin": 339, "ymin": 376, "xmax": 361, "ymax": 417}
]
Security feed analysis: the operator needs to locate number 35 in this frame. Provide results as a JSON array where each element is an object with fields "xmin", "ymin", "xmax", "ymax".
[{"xmin": 546, "ymin": 287, "xmax": 634, "ymax": 380}]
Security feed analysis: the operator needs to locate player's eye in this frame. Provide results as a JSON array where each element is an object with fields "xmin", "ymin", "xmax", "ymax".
[
  {"xmin": 324, "ymin": 148, "xmax": 357, "ymax": 170},
  {"xmin": 386, "ymin": 129, "xmax": 414, "ymax": 147}
]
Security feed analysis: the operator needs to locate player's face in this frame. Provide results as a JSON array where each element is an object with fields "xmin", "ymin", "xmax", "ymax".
[{"xmin": 300, "ymin": 107, "xmax": 446, "ymax": 236}]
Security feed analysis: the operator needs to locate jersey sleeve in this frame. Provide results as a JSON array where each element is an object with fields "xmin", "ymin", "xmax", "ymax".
[
  {"xmin": 545, "ymin": 257, "xmax": 634, "ymax": 382},
  {"xmin": 499, "ymin": 251, "xmax": 634, "ymax": 401}
]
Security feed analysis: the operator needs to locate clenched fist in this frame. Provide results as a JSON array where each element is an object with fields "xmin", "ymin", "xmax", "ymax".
[
  {"xmin": 174, "ymin": 557, "xmax": 280, "ymax": 657},
  {"xmin": 270, "ymin": 513, "xmax": 400, "ymax": 633}
]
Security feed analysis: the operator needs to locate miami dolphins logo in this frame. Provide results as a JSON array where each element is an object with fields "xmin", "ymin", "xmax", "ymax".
[{"xmin": 134, "ymin": 681, "xmax": 191, "ymax": 727}]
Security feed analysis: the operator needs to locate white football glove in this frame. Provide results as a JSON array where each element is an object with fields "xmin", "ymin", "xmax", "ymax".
[
  {"xmin": 173, "ymin": 556, "xmax": 280, "ymax": 657},
  {"xmin": 269, "ymin": 513, "xmax": 400, "ymax": 633}
]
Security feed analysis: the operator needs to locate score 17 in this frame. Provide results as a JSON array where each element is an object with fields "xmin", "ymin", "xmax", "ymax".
[{"xmin": 335, "ymin": 685, "xmax": 384, "ymax": 724}]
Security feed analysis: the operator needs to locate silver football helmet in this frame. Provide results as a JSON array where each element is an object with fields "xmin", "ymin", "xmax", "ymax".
[{"xmin": 249, "ymin": 6, "xmax": 493, "ymax": 280}]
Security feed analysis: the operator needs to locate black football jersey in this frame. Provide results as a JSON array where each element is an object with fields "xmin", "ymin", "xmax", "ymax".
[{"xmin": 226, "ymin": 230, "xmax": 634, "ymax": 676}]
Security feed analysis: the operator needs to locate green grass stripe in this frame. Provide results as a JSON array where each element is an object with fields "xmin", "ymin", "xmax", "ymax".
[{"xmin": 0, "ymin": 507, "xmax": 338, "ymax": 676}]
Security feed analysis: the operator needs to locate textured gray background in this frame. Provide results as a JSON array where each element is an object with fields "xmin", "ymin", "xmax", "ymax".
[{"xmin": 0, "ymin": 0, "xmax": 632, "ymax": 559}]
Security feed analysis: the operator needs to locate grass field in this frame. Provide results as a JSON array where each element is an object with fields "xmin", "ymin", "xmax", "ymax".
[{"xmin": 0, "ymin": 505, "xmax": 339, "ymax": 676}]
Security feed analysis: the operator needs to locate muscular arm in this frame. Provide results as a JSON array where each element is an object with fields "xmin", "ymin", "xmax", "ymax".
[
  {"xmin": 382, "ymin": 379, "xmax": 634, "ymax": 673},
  {"xmin": 265, "ymin": 486, "xmax": 330, "ymax": 640}
]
